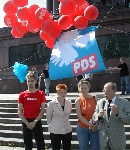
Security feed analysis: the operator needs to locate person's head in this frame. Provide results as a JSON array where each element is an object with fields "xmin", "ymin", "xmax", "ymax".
[
  {"xmin": 120, "ymin": 57, "xmax": 124, "ymax": 64},
  {"xmin": 56, "ymin": 84, "xmax": 68, "ymax": 99},
  {"xmin": 26, "ymin": 71, "xmax": 37, "ymax": 89},
  {"xmin": 77, "ymin": 79, "xmax": 90, "ymax": 94},
  {"xmin": 44, "ymin": 63, "xmax": 48, "ymax": 69},
  {"xmin": 32, "ymin": 67, "xmax": 36, "ymax": 71},
  {"xmin": 103, "ymin": 82, "xmax": 117, "ymax": 100}
]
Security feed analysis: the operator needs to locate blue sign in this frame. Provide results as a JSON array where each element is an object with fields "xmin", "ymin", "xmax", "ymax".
[{"xmin": 49, "ymin": 26, "xmax": 106, "ymax": 80}]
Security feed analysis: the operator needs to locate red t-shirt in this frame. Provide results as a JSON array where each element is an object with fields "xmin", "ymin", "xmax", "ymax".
[{"xmin": 18, "ymin": 90, "xmax": 46, "ymax": 118}]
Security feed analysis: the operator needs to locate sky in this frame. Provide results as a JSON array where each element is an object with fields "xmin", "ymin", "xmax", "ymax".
[{"xmin": 0, "ymin": 0, "xmax": 46, "ymax": 28}]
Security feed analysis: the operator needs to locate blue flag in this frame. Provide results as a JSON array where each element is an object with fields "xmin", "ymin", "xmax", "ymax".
[{"xmin": 49, "ymin": 26, "xmax": 106, "ymax": 80}]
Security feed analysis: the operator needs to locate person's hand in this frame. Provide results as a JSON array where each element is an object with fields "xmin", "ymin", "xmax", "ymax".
[
  {"xmin": 90, "ymin": 124, "xmax": 98, "ymax": 132},
  {"xmin": 110, "ymin": 104, "xmax": 119, "ymax": 114},
  {"xmin": 26, "ymin": 122, "xmax": 32, "ymax": 130},
  {"xmin": 27, "ymin": 121, "xmax": 36, "ymax": 130},
  {"xmin": 98, "ymin": 109, "xmax": 106, "ymax": 118}
]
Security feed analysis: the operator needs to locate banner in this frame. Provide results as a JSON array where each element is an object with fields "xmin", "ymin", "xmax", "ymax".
[{"xmin": 49, "ymin": 26, "xmax": 106, "ymax": 80}]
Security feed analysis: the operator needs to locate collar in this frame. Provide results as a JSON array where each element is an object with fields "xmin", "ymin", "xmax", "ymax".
[
  {"xmin": 112, "ymin": 96, "xmax": 116, "ymax": 103},
  {"xmin": 55, "ymin": 98, "xmax": 66, "ymax": 104},
  {"xmin": 105, "ymin": 96, "xmax": 116, "ymax": 103}
]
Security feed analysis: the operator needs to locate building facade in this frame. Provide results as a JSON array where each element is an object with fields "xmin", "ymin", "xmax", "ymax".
[{"xmin": 0, "ymin": 1, "xmax": 130, "ymax": 93}]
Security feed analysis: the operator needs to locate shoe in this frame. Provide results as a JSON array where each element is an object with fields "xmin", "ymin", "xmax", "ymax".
[{"xmin": 120, "ymin": 93, "xmax": 125, "ymax": 95}]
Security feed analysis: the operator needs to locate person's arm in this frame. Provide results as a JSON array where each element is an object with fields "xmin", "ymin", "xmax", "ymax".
[
  {"xmin": 18, "ymin": 103, "xmax": 30, "ymax": 127},
  {"xmin": 76, "ymin": 76, "xmax": 78, "ymax": 80},
  {"xmin": 111, "ymin": 99, "xmax": 130, "ymax": 124},
  {"xmin": 30, "ymin": 102, "xmax": 45, "ymax": 128},
  {"xmin": 75, "ymin": 98, "xmax": 98, "ymax": 131},
  {"xmin": 110, "ymin": 67, "xmax": 122, "ymax": 70},
  {"xmin": 46, "ymin": 102, "xmax": 53, "ymax": 124},
  {"xmin": 92, "ymin": 100, "xmax": 105, "ymax": 122}
]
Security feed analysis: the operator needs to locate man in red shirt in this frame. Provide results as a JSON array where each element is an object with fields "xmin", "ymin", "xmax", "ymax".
[{"xmin": 18, "ymin": 71, "xmax": 46, "ymax": 150}]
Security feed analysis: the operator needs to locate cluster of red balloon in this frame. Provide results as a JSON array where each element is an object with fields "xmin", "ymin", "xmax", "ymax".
[{"xmin": 3, "ymin": 0, "xmax": 99, "ymax": 49}]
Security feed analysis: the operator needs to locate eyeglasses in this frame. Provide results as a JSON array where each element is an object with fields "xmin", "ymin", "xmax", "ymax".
[{"xmin": 102, "ymin": 90, "xmax": 111, "ymax": 93}]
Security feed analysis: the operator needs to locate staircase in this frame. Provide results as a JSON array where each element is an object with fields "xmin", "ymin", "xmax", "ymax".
[{"xmin": 0, "ymin": 93, "xmax": 130, "ymax": 149}]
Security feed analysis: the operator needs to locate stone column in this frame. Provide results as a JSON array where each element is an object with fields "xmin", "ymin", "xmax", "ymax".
[
  {"xmin": 53, "ymin": 0, "xmax": 59, "ymax": 16},
  {"xmin": 46, "ymin": 0, "xmax": 53, "ymax": 13}
]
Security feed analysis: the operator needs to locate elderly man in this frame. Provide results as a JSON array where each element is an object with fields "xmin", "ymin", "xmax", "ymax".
[{"xmin": 93, "ymin": 82, "xmax": 130, "ymax": 150}]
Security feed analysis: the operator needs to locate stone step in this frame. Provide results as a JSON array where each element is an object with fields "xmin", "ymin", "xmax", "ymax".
[
  {"xmin": 1, "ymin": 128, "xmax": 130, "ymax": 140},
  {"xmin": 0, "ymin": 112, "xmax": 78, "ymax": 119},
  {"xmin": 0, "ymin": 134, "xmax": 130, "ymax": 149},
  {"xmin": 0, "ymin": 122, "xmax": 130, "ymax": 134},
  {"xmin": 0, "ymin": 98, "xmax": 77, "ymax": 103},
  {"xmin": 0, "ymin": 118, "xmax": 78, "ymax": 125},
  {"xmin": 0, "ymin": 107, "xmax": 76, "ymax": 113},
  {"xmin": 0, "ymin": 102, "xmax": 76, "ymax": 108},
  {"xmin": 0, "ymin": 137, "xmax": 79, "ymax": 149},
  {"xmin": 0, "ymin": 123, "xmax": 77, "ymax": 132},
  {"xmin": 0, "ymin": 129, "xmax": 78, "ymax": 140}
]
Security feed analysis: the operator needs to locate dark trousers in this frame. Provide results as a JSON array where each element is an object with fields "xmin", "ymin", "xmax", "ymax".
[
  {"xmin": 35, "ymin": 80, "xmax": 39, "ymax": 89},
  {"xmin": 22, "ymin": 119, "xmax": 45, "ymax": 150},
  {"xmin": 50, "ymin": 132, "xmax": 72, "ymax": 150}
]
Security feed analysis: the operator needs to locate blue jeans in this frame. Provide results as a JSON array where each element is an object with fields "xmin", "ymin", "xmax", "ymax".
[
  {"xmin": 121, "ymin": 76, "xmax": 130, "ymax": 94},
  {"xmin": 44, "ymin": 78, "xmax": 50, "ymax": 95},
  {"xmin": 76, "ymin": 124, "xmax": 100, "ymax": 150},
  {"xmin": 22, "ymin": 119, "xmax": 45, "ymax": 150}
]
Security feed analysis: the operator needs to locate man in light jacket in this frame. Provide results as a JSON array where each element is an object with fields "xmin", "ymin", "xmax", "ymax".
[{"xmin": 93, "ymin": 82, "xmax": 130, "ymax": 150}]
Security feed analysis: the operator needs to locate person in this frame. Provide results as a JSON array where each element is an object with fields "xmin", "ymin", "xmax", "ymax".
[
  {"xmin": 76, "ymin": 75, "xmax": 84, "ymax": 82},
  {"xmin": 84, "ymin": 73, "xmax": 93, "ymax": 83},
  {"xmin": 40, "ymin": 63, "xmax": 50, "ymax": 96},
  {"xmin": 112, "ymin": 57, "xmax": 130, "ymax": 95},
  {"xmin": 93, "ymin": 82, "xmax": 130, "ymax": 150},
  {"xmin": 76, "ymin": 75, "xmax": 84, "ymax": 92},
  {"xmin": 46, "ymin": 84, "xmax": 72, "ymax": 150},
  {"xmin": 18, "ymin": 71, "xmax": 46, "ymax": 150},
  {"xmin": 32, "ymin": 67, "xmax": 39, "ymax": 89},
  {"xmin": 75, "ymin": 79, "xmax": 100, "ymax": 150}
]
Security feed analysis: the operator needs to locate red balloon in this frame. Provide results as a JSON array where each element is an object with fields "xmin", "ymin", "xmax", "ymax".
[
  {"xmin": 49, "ymin": 28, "xmax": 61, "ymax": 40},
  {"xmin": 29, "ymin": 4, "xmax": 39, "ymax": 18},
  {"xmin": 59, "ymin": 0, "xmax": 76, "ymax": 15},
  {"xmin": 58, "ymin": 15, "xmax": 72, "ymax": 30},
  {"xmin": 12, "ymin": 0, "xmax": 28, "ymax": 7},
  {"xmin": 11, "ymin": 26, "xmax": 24, "ymax": 38},
  {"xmin": 74, "ymin": 16, "xmax": 88, "ymax": 30},
  {"xmin": 40, "ymin": 30, "xmax": 50, "ymax": 41},
  {"xmin": 3, "ymin": 1, "xmax": 18, "ymax": 15},
  {"xmin": 71, "ymin": 0, "xmax": 85, "ymax": 5},
  {"xmin": 35, "ymin": 7, "xmax": 50, "ymax": 22},
  {"xmin": 27, "ymin": 18, "xmax": 41, "ymax": 33},
  {"xmin": 41, "ymin": 19, "xmax": 56, "ymax": 35},
  {"xmin": 84, "ymin": 5, "xmax": 99, "ymax": 21},
  {"xmin": 17, "ymin": 7, "xmax": 32, "ymax": 21},
  {"xmin": 71, "ymin": 12, "xmax": 79, "ymax": 24},
  {"xmin": 15, "ymin": 21, "xmax": 28, "ymax": 34},
  {"xmin": 76, "ymin": 1, "xmax": 89, "ymax": 15},
  {"xmin": 45, "ymin": 39, "xmax": 55, "ymax": 49},
  {"xmin": 4, "ymin": 14, "xmax": 18, "ymax": 27}
]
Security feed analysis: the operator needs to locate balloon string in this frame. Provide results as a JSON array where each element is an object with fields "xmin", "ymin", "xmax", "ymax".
[
  {"xmin": 99, "ymin": 25, "xmax": 128, "ymax": 34},
  {"xmin": 97, "ymin": 6, "xmax": 114, "ymax": 28}
]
